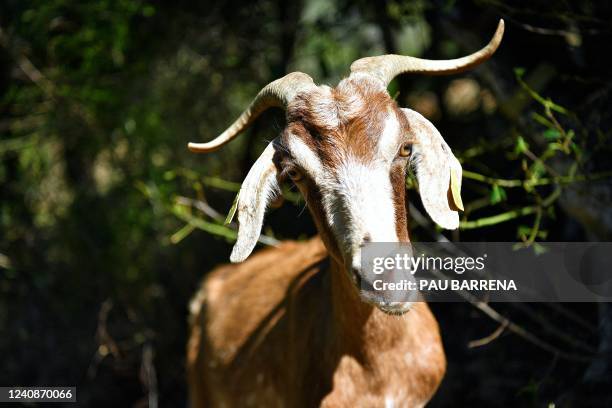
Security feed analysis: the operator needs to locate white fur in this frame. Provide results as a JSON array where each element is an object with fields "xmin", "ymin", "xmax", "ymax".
[
  {"xmin": 287, "ymin": 136, "xmax": 325, "ymax": 182},
  {"xmin": 378, "ymin": 111, "xmax": 401, "ymax": 160},
  {"xmin": 333, "ymin": 80, "xmax": 367, "ymax": 120},
  {"xmin": 323, "ymin": 157, "xmax": 398, "ymax": 266},
  {"xmin": 288, "ymin": 116, "xmax": 400, "ymax": 265},
  {"xmin": 311, "ymin": 86, "xmax": 341, "ymax": 128}
]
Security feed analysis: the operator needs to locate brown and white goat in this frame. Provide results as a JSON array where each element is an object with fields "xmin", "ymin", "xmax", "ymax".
[{"xmin": 187, "ymin": 20, "xmax": 504, "ymax": 407}]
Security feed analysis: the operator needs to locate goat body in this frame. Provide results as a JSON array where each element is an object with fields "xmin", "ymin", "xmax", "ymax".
[
  {"xmin": 188, "ymin": 237, "xmax": 445, "ymax": 407},
  {"xmin": 186, "ymin": 20, "xmax": 504, "ymax": 407}
]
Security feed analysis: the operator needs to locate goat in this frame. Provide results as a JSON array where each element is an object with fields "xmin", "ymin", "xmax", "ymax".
[{"xmin": 186, "ymin": 20, "xmax": 504, "ymax": 407}]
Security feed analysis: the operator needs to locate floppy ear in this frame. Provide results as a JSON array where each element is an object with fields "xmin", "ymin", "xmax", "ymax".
[
  {"xmin": 400, "ymin": 108, "xmax": 463, "ymax": 230},
  {"xmin": 229, "ymin": 141, "xmax": 280, "ymax": 262}
]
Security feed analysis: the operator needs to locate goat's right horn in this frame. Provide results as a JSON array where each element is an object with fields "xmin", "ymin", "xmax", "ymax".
[
  {"xmin": 188, "ymin": 72, "xmax": 315, "ymax": 153},
  {"xmin": 349, "ymin": 19, "xmax": 504, "ymax": 86}
]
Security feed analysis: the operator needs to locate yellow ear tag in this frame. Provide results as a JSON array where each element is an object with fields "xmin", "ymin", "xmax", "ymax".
[
  {"xmin": 225, "ymin": 191, "xmax": 240, "ymax": 225},
  {"xmin": 450, "ymin": 166, "xmax": 464, "ymax": 211}
]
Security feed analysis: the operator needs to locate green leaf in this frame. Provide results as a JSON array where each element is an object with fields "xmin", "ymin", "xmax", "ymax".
[
  {"xmin": 543, "ymin": 129, "xmax": 561, "ymax": 140},
  {"xmin": 571, "ymin": 143, "xmax": 583, "ymax": 157},
  {"xmin": 490, "ymin": 184, "xmax": 507, "ymax": 204},
  {"xmin": 533, "ymin": 242, "xmax": 548, "ymax": 256},
  {"xmin": 517, "ymin": 225, "xmax": 531, "ymax": 237},
  {"xmin": 515, "ymin": 135, "xmax": 529, "ymax": 154},
  {"xmin": 530, "ymin": 161, "xmax": 545, "ymax": 177},
  {"xmin": 514, "ymin": 67, "xmax": 526, "ymax": 78}
]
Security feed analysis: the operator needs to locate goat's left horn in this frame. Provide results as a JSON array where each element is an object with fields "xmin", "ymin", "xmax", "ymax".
[
  {"xmin": 188, "ymin": 72, "xmax": 315, "ymax": 153},
  {"xmin": 349, "ymin": 19, "xmax": 504, "ymax": 86}
]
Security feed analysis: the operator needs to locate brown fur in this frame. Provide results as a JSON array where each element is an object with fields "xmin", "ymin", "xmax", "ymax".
[
  {"xmin": 390, "ymin": 161, "xmax": 410, "ymax": 242},
  {"xmin": 188, "ymin": 237, "xmax": 446, "ymax": 407},
  {"xmin": 285, "ymin": 78, "xmax": 396, "ymax": 167}
]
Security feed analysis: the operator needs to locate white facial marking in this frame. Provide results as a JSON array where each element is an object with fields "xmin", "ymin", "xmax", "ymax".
[
  {"xmin": 287, "ymin": 111, "xmax": 401, "ymax": 270},
  {"xmin": 385, "ymin": 395, "xmax": 395, "ymax": 408},
  {"xmin": 322, "ymin": 156, "xmax": 398, "ymax": 267},
  {"xmin": 378, "ymin": 111, "xmax": 401, "ymax": 160},
  {"xmin": 287, "ymin": 136, "xmax": 324, "ymax": 182}
]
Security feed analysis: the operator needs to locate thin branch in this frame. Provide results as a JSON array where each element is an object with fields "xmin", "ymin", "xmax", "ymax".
[
  {"xmin": 202, "ymin": 176, "xmax": 241, "ymax": 192},
  {"xmin": 176, "ymin": 196, "xmax": 225, "ymax": 222},
  {"xmin": 542, "ymin": 303, "xmax": 597, "ymax": 333},
  {"xmin": 0, "ymin": 26, "xmax": 55, "ymax": 97},
  {"xmin": 512, "ymin": 302, "xmax": 598, "ymax": 354},
  {"xmin": 140, "ymin": 344, "xmax": 158, "ymax": 408},
  {"xmin": 460, "ymin": 206, "xmax": 538, "ymax": 230},
  {"xmin": 523, "ymin": 206, "xmax": 542, "ymax": 245},
  {"xmin": 463, "ymin": 169, "xmax": 612, "ymax": 189},
  {"xmin": 463, "ymin": 170, "xmax": 523, "ymax": 187},
  {"xmin": 172, "ymin": 199, "xmax": 280, "ymax": 247},
  {"xmin": 472, "ymin": 300, "xmax": 595, "ymax": 362},
  {"xmin": 426, "ymin": 264, "xmax": 596, "ymax": 361},
  {"xmin": 468, "ymin": 321, "xmax": 508, "ymax": 348}
]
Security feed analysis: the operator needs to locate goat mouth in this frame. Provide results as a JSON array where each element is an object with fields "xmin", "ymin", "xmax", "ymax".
[{"xmin": 351, "ymin": 269, "xmax": 414, "ymax": 315}]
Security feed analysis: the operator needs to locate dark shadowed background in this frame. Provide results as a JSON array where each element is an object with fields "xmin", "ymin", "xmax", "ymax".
[{"xmin": 1, "ymin": 0, "xmax": 612, "ymax": 406}]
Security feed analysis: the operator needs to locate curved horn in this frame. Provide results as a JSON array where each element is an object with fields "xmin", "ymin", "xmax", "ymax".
[
  {"xmin": 188, "ymin": 72, "xmax": 315, "ymax": 153},
  {"xmin": 349, "ymin": 19, "xmax": 504, "ymax": 86}
]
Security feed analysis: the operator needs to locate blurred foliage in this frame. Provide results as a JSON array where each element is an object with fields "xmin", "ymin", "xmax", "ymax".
[{"xmin": 1, "ymin": 0, "xmax": 612, "ymax": 406}]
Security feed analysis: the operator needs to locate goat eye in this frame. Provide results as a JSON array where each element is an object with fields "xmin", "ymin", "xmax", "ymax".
[
  {"xmin": 399, "ymin": 143, "xmax": 412, "ymax": 157},
  {"xmin": 286, "ymin": 167, "xmax": 303, "ymax": 182}
]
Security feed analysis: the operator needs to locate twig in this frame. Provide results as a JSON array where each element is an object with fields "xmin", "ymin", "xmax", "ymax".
[
  {"xmin": 468, "ymin": 321, "xmax": 508, "ymax": 348},
  {"xmin": 140, "ymin": 344, "xmax": 158, "ymax": 408},
  {"xmin": 460, "ymin": 206, "xmax": 538, "ymax": 229},
  {"xmin": 463, "ymin": 169, "xmax": 612, "ymax": 189},
  {"xmin": 512, "ymin": 302, "xmax": 598, "ymax": 354},
  {"xmin": 471, "ymin": 299, "xmax": 595, "ymax": 362},
  {"xmin": 523, "ymin": 206, "xmax": 542, "ymax": 245},
  {"xmin": 172, "ymin": 200, "xmax": 280, "ymax": 247},
  {"xmin": 542, "ymin": 303, "xmax": 597, "ymax": 333},
  {"xmin": 463, "ymin": 170, "xmax": 523, "ymax": 187},
  {"xmin": 0, "ymin": 24, "xmax": 96, "ymax": 125},
  {"xmin": 176, "ymin": 196, "xmax": 225, "ymax": 222},
  {"xmin": 88, "ymin": 299, "xmax": 121, "ymax": 378},
  {"xmin": 202, "ymin": 176, "xmax": 241, "ymax": 192}
]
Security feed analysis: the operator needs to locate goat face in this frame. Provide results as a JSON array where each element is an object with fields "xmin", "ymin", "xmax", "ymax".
[
  {"xmin": 272, "ymin": 77, "xmax": 462, "ymax": 313},
  {"xmin": 188, "ymin": 20, "xmax": 504, "ymax": 314}
]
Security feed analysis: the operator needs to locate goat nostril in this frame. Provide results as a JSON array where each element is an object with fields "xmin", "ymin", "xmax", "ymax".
[{"xmin": 362, "ymin": 233, "xmax": 371, "ymax": 244}]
